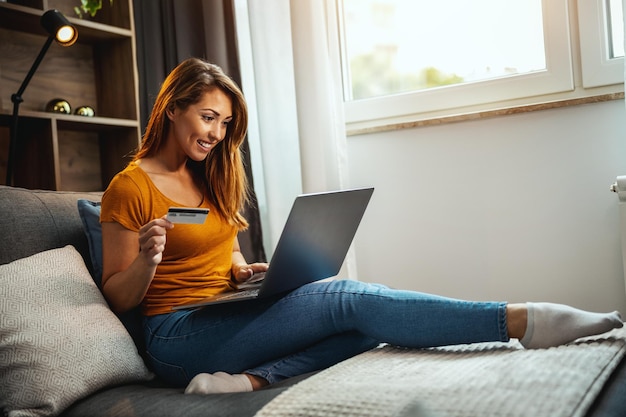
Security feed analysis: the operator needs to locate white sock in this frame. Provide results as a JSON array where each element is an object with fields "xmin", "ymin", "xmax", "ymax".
[
  {"xmin": 184, "ymin": 372, "xmax": 253, "ymax": 394},
  {"xmin": 520, "ymin": 302, "xmax": 623, "ymax": 349}
]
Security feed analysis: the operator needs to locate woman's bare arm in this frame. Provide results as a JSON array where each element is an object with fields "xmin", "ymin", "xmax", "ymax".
[{"xmin": 101, "ymin": 217, "xmax": 173, "ymax": 313}]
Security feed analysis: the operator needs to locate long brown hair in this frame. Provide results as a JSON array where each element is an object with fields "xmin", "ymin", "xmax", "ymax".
[{"xmin": 135, "ymin": 58, "xmax": 250, "ymax": 230}]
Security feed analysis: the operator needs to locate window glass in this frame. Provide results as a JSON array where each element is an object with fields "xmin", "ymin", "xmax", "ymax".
[
  {"xmin": 340, "ymin": 0, "xmax": 546, "ymax": 101},
  {"xmin": 607, "ymin": 0, "xmax": 624, "ymax": 59}
]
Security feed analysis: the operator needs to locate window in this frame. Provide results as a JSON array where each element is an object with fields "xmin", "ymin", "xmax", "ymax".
[
  {"xmin": 578, "ymin": 0, "xmax": 624, "ymax": 88},
  {"xmin": 340, "ymin": 0, "xmax": 547, "ymax": 101},
  {"xmin": 337, "ymin": 0, "xmax": 623, "ymax": 129}
]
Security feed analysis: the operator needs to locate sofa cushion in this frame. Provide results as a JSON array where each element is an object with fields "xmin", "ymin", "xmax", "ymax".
[
  {"xmin": 0, "ymin": 245, "xmax": 153, "ymax": 417},
  {"xmin": 0, "ymin": 186, "xmax": 102, "ymax": 269},
  {"xmin": 61, "ymin": 374, "xmax": 315, "ymax": 417},
  {"xmin": 62, "ymin": 383, "xmax": 284, "ymax": 417}
]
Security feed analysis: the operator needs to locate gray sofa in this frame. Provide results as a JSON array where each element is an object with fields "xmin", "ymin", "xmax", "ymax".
[
  {"xmin": 0, "ymin": 185, "xmax": 305, "ymax": 417},
  {"xmin": 4, "ymin": 185, "xmax": 626, "ymax": 417}
]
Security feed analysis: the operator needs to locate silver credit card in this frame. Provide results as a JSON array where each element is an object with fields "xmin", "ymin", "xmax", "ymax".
[{"xmin": 166, "ymin": 207, "xmax": 210, "ymax": 224}]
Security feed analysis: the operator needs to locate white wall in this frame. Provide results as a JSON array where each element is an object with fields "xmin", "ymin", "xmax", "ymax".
[{"xmin": 347, "ymin": 100, "xmax": 626, "ymax": 313}]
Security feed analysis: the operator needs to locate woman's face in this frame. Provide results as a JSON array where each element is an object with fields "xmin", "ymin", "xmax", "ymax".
[{"xmin": 167, "ymin": 88, "xmax": 233, "ymax": 161}]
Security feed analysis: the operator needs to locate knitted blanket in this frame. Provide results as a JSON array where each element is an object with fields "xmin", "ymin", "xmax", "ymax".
[{"xmin": 256, "ymin": 328, "xmax": 626, "ymax": 417}]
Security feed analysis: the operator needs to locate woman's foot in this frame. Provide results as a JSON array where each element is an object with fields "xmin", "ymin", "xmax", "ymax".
[
  {"xmin": 508, "ymin": 302, "xmax": 623, "ymax": 349},
  {"xmin": 185, "ymin": 372, "xmax": 255, "ymax": 394}
]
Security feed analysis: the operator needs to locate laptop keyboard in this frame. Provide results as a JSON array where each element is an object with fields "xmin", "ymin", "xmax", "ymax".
[{"xmin": 215, "ymin": 289, "xmax": 260, "ymax": 301}]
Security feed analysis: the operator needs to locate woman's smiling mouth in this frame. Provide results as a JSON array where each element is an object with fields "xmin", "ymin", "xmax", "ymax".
[{"xmin": 197, "ymin": 139, "xmax": 213, "ymax": 150}]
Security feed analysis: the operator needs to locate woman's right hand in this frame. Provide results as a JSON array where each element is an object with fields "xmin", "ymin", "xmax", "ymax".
[
  {"xmin": 138, "ymin": 215, "xmax": 174, "ymax": 266},
  {"xmin": 101, "ymin": 215, "xmax": 173, "ymax": 314}
]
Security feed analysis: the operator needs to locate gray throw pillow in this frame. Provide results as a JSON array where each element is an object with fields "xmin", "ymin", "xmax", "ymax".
[{"xmin": 0, "ymin": 245, "xmax": 153, "ymax": 417}]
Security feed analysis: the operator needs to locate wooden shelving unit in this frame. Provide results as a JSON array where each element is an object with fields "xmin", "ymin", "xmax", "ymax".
[{"xmin": 0, "ymin": 0, "xmax": 140, "ymax": 191}]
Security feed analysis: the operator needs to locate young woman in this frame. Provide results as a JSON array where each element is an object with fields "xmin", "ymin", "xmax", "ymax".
[{"xmin": 100, "ymin": 57, "xmax": 623, "ymax": 394}]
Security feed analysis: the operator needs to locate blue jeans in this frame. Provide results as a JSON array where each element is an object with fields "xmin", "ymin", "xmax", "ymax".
[{"xmin": 143, "ymin": 279, "xmax": 508, "ymax": 387}]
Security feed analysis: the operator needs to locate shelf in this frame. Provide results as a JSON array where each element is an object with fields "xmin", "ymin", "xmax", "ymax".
[
  {"xmin": 0, "ymin": 2, "xmax": 133, "ymax": 42},
  {"xmin": 0, "ymin": 110, "xmax": 139, "ymax": 130},
  {"xmin": 69, "ymin": 17, "xmax": 133, "ymax": 41},
  {"xmin": 0, "ymin": 0, "xmax": 140, "ymax": 191}
]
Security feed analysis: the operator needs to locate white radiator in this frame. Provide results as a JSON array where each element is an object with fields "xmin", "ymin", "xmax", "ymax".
[{"xmin": 611, "ymin": 176, "xmax": 626, "ymax": 292}]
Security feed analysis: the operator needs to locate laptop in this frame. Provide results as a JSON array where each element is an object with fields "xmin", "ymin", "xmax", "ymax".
[{"xmin": 173, "ymin": 187, "xmax": 374, "ymax": 309}]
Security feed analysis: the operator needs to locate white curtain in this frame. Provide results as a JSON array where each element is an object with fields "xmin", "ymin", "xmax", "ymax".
[
  {"xmin": 289, "ymin": 0, "xmax": 350, "ymax": 193},
  {"xmin": 289, "ymin": 0, "xmax": 356, "ymax": 278},
  {"xmin": 236, "ymin": 0, "xmax": 357, "ymax": 277},
  {"xmin": 234, "ymin": 0, "xmax": 302, "ymax": 254}
]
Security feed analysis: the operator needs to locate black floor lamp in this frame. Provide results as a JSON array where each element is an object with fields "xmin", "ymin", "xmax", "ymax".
[{"xmin": 5, "ymin": 9, "xmax": 78, "ymax": 186}]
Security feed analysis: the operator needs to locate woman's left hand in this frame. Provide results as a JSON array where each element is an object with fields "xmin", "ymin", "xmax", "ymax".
[{"xmin": 233, "ymin": 262, "xmax": 269, "ymax": 282}]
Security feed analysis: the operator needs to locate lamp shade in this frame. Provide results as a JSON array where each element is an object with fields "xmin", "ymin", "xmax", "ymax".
[{"xmin": 41, "ymin": 9, "xmax": 78, "ymax": 46}]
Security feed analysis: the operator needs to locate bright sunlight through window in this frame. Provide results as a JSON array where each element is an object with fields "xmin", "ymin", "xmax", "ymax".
[{"xmin": 340, "ymin": 0, "xmax": 546, "ymax": 101}]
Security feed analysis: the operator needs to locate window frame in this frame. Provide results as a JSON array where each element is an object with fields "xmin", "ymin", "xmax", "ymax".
[
  {"xmin": 578, "ymin": 0, "xmax": 624, "ymax": 88},
  {"xmin": 336, "ymin": 0, "xmax": 623, "ymax": 131}
]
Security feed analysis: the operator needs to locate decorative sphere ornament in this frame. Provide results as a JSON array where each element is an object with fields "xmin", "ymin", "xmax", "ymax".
[
  {"xmin": 75, "ymin": 106, "xmax": 95, "ymax": 117},
  {"xmin": 45, "ymin": 98, "xmax": 71, "ymax": 114}
]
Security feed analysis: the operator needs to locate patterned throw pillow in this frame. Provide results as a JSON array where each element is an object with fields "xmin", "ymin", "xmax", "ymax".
[{"xmin": 0, "ymin": 246, "xmax": 153, "ymax": 417}]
